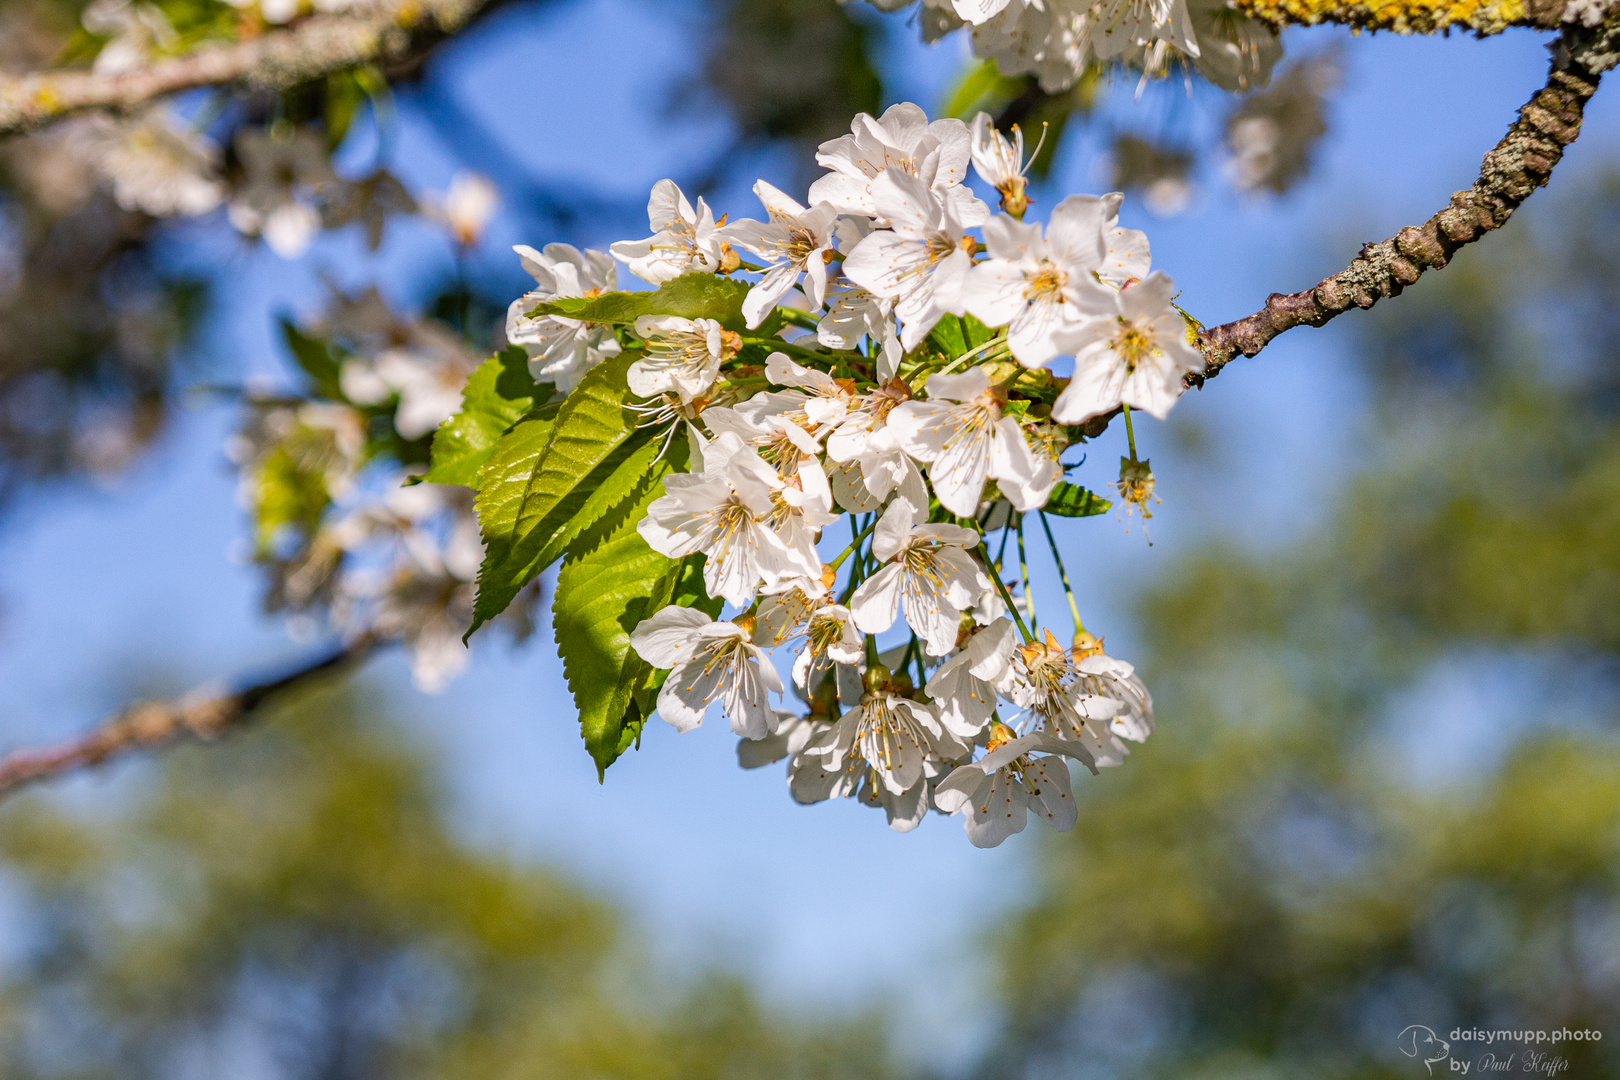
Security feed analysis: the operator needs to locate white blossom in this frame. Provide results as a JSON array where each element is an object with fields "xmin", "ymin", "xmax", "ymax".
[
  {"xmin": 809, "ymin": 102, "xmax": 990, "ymax": 227},
  {"xmin": 610, "ymin": 179, "xmax": 726, "ymax": 284},
  {"xmin": 1074, "ymin": 644, "xmax": 1156, "ymax": 742},
  {"xmin": 630, "ymin": 607, "xmax": 783, "ymax": 738},
  {"xmin": 506, "ymin": 243, "xmax": 622, "ymax": 393},
  {"xmin": 90, "ymin": 110, "xmax": 223, "ymax": 218},
  {"xmin": 849, "ymin": 499, "xmax": 987, "ymax": 656},
  {"xmin": 842, "ymin": 170, "xmax": 974, "ymax": 350},
  {"xmin": 817, "ymin": 281, "xmax": 902, "ymax": 379},
  {"xmin": 431, "ymin": 171, "xmax": 499, "ymax": 248},
  {"xmin": 228, "ymin": 129, "xmax": 336, "ymax": 260},
  {"xmin": 934, "ymin": 725, "xmax": 1080, "ymax": 847},
  {"xmin": 1050, "ymin": 272, "xmax": 1201, "ymax": 423},
  {"xmin": 969, "ymin": 111, "xmax": 1038, "ymax": 215},
  {"xmin": 629, "ymin": 315, "xmax": 736, "ymax": 402},
  {"xmin": 960, "ymin": 195, "xmax": 1117, "ymax": 368},
  {"xmin": 924, "ymin": 616, "xmax": 1017, "ymax": 738},
  {"xmin": 824, "ymin": 380, "xmax": 925, "ymax": 513},
  {"xmin": 887, "ymin": 368, "xmax": 1046, "ymax": 517},
  {"xmin": 997, "ymin": 630, "xmax": 1129, "ymax": 769},
  {"xmin": 794, "ymin": 685, "xmax": 959, "ymax": 831},
  {"xmin": 723, "ymin": 181, "xmax": 840, "ymax": 329},
  {"xmin": 638, "ymin": 433, "xmax": 817, "ymax": 606}
]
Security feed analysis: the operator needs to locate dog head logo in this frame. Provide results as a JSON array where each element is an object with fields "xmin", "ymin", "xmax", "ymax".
[{"xmin": 1398, "ymin": 1026, "xmax": 1452, "ymax": 1075}]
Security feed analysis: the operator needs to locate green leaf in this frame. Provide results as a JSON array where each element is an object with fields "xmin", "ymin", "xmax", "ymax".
[
  {"xmin": 279, "ymin": 319, "xmax": 346, "ymax": 400},
  {"xmin": 531, "ymin": 274, "xmax": 751, "ymax": 331},
  {"xmin": 468, "ymin": 351, "xmax": 641, "ymax": 636},
  {"xmin": 925, "ymin": 313, "xmax": 997, "ymax": 361},
  {"xmin": 551, "ymin": 454, "xmax": 683, "ymax": 780},
  {"xmin": 469, "ymin": 407, "xmax": 561, "ymax": 603},
  {"xmin": 424, "ymin": 347, "xmax": 544, "ymax": 488},
  {"xmin": 1043, "ymin": 482, "xmax": 1112, "ymax": 517}
]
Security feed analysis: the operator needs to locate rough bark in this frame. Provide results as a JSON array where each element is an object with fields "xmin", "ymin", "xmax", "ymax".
[{"xmin": 1193, "ymin": 21, "xmax": 1617, "ymax": 386}]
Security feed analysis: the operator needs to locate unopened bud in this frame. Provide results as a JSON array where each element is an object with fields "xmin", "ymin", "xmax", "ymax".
[
  {"xmin": 719, "ymin": 243, "xmax": 741, "ymax": 274},
  {"xmin": 864, "ymin": 663, "xmax": 891, "ymax": 693}
]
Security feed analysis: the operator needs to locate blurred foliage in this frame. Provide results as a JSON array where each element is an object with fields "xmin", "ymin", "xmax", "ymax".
[
  {"xmin": 979, "ymin": 170, "xmax": 1620, "ymax": 1077},
  {"xmin": 694, "ymin": 0, "xmax": 882, "ymax": 184},
  {"xmin": 0, "ymin": 686, "xmax": 903, "ymax": 1080}
]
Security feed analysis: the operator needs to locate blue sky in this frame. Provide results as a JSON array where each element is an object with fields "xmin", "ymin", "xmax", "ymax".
[{"xmin": 0, "ymin": 3, "xmax": 1615, "ymax": 1069}]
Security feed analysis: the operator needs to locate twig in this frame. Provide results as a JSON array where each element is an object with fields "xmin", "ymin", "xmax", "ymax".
[
  {"xmin": 0, "ymin": 0, "xmax": 495, "ymax": 137},
  {"xmin": 1193, "ymin": 22, "xmax": 1617, "ymax": 385},
  {"xmin": 0, "ymin": 634, "xmax": 376, "ymax": 800}
]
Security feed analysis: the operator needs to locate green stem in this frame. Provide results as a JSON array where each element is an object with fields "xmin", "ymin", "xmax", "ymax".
[
  {"xmin": 865, "ymin": 633, "xmax": 880, "ymax": 669},
  {"xmin": 829, "ymin": 515, "xmax": 876, "ymax": 572},
  {"xmin": 1123, "ymin": 403, "xmax": 1139, "ymax": 461},
  {"xmin": 1038, "ymin": 511, "xmax": 1085, "ymax": 637},
  {"xmin": 977, "ymin": 544, "xmax": 1032, "ymax": 643},
  {"xmin": 776, "ymin": 308, "xmax": 821, "ymax": 331},
  {"xmin": 1017, "ymin": 516, "xmax": 1036, "ymax": 635},
  {"xmin": 741, "ymin": 336, "xmax": 840, "ymax": 367}
]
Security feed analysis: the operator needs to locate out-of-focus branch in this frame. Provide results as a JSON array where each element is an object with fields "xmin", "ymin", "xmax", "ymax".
[
  {"xmin": 0, "ymin": 0, "xmax": 494, "ymax": 137},
  {"xmin": 1192, "ymin": 22, "xmax": 1616, "ymax": 386},
  {"xmin": 0, "ymin": 634, "xmax": 376, "ymax": 800}
]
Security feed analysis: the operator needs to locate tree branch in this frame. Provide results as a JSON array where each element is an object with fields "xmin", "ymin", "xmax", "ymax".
[
  {"xmin": 1193, "ymin": 22, "xmax": 1617, "ymax": 386},
  {"xmin": 1232, "ymin": 0, "xmax": 1571, "ymax": 36},
  {"xmin": 0, "ymin": 0, "xmax": 494, "ymax": 137},
  {"xmin": 0, "ymin": 634, "xmax": 376, "ymax": 800}
]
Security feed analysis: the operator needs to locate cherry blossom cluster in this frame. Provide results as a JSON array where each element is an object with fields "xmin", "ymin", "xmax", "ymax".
[
  {"xmin": 868, "ymin": 0, "xmax": 1281, "ymax": 93},
  {"xmin": 510, "ymin": 103, "xmax": 1192, "ymax": 845}
]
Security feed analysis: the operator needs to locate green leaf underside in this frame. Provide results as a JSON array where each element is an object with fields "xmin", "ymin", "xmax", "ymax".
[
  {"xmin": 552, "ymin": 442, "xmax": 687, "ymax": 780},
  {"xmin": 925, "ymin": 312, "xmax": 997, "ymax": 360},
  {"xmin": 1044, "ymin": 482, "xmax": 1112, "ymax": 517},
  {"xmin": 279, "ymin": 318, "xmax": 345, "ymax": 401},
  {"xmin": 530, "ymin": 274, "xmax": 751, "ymax": 332},
  {"xmin": 468, "ymin": 351, "xmax": 641, "ymax": 638},
  {"xmin": 423, "ymin": 347, "xmax": 543, "ymax": 488}
]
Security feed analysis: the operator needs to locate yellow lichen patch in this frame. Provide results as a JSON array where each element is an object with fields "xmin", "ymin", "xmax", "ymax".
[
  {"xmin": 28, "ymin": 83, "xmax": 62, "ymax": 117},
  {"xmin": 1232, "ymin": 0, "xmax": 1527, "ymax": 34}
]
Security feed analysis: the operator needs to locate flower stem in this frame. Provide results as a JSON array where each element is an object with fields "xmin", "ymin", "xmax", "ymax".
[
  {"xmin": 977, "ymin": 543, "xmax": 1032, "ymax": 643},
  {"xmin": 1017, "ymin": 516, "xmax": 1036, "ymax": 634},
  {"xmin": 776, "ymin": 308, "xmax": 820, "ymax": 331},
  {"xmin": 1123, "ymin": 403, "xmax": 1139, "ymax": 462},
  {"xmin": 741, "ymin": 336, "xmax": 840, "ymax": 367},
  {"xmin": 865, "ymin": 633, "xmax": 880, "ymax": 669},
  {"xmin": 1038, "ymin": 511, "xmax": 1085, "ymax": 637},
  {"xmin": 828, "ymin": 515, "xmax": 876, "ymax": 572}
]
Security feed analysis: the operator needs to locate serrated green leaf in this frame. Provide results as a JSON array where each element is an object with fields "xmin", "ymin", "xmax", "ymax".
[
  {"xmin": 551, "ymin": 457, "xmax": 682, "ymax": 780},
  {"xmin": 528, "ymin": 434, "xmax": 665, "ymax": 572},
  {"xmin": 279, "ymin": 319, "xmax": 346, "ymax": 400},
  {"xmin": 1043, "ymin": 482, "xmax": 1112, "ymax": 517},
  {"xmin": 469, "ymin": 407, "xmax": 561, "ymax": 604},
  {"xmin": 424, "ymin": 348, "xmax": 544, "ymax": 488},
  {"xmin": 531, "ymin": 273, "xmax": 751, "ymax": 331},
  {"xmin": 468, "ymin": 351, "xmax": 640, "ymax": 636}
]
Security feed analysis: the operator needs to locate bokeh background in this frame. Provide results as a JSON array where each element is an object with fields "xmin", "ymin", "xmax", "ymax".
[{"xmin": 1, "ymin": 1, "xmax": 1619, "ymax": 1076}]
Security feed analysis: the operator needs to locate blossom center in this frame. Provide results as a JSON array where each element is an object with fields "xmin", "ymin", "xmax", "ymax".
[
  {"xmin": 1024, "ymin": 262, "xmax": 1067, "ymax": 303},
  {"xmin": 1109, "ymin": 319, "xmax": 1159, "ymax": 371}
]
